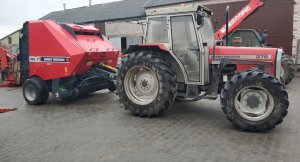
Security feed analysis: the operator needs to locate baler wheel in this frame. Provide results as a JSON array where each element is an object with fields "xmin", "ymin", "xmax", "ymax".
[
  {"xmin": 221, "ymin": 70, "xmax": 289, "ymax": 132},
  {"xmin": 23, "ymin": 77, "xmax": 49, "ymax": 105},
  {"xmin": 117, "ymin": 51, "xmax": 177, "ymax": 117},
  {"xmin": 281, "ymin": 54, "xmax": 295, "ymax": 85}
]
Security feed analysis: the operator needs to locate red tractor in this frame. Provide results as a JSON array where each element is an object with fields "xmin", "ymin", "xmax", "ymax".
[
  {"xmin": 226, "ymin": 29, "xmax": 295, "ymax": 85},
  {"xmin": 117, "ymin": 4, "xmax": 289, "ymax": 132},
  {"xmin": 19, "ymin": 20, "xmax": 119, "ymax": 105},
  {"xmin": 214, "ymin": 0, "xmax": 295, "ymax": 84}
]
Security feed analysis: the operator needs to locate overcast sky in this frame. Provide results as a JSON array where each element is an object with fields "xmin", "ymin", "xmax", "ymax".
[{"xmin": 0, "ymin": 0, "xmax": 120, "ymax": 39}]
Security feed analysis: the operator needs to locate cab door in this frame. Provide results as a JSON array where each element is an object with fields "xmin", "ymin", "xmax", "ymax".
[{"xmin": 170, "ymin": 15, "xmax": 203, "ymax": 83}]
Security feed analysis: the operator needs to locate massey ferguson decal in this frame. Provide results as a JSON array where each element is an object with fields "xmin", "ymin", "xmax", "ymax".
[
  {"xmin": 210, "ymin": 55, "xmax": 272, "ymax": 60},
  {"xmin": 29, "ymin": 56, "xmax": 70, "ymax": 63}
]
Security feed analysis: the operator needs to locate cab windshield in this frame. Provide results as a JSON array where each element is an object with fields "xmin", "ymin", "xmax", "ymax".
[
  {"xmin": 200, "ymin": 16, "xmax": 215, "ymax": 44},
  {"xmin": 199, "ymin": 16, "xmax": 216, "ymax": 49}
]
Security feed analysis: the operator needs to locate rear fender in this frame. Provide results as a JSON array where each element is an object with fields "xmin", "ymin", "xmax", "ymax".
[
  {"xmin": 124, "ymin": 44, "xmax": 168, "ymax": 54},
  {"xmin": 124, "ymin": 44, "xmax": 186, "ymax": 82}
]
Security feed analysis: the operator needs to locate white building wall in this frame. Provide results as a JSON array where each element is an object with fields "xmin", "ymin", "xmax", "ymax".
[{"xmin": 293, "ymin": 0, "xmax": 300, "ymax": 64}]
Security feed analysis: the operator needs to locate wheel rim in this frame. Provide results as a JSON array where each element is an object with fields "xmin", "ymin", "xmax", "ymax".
[
  {"xmin": 124, "ymin": 66, "xmax": 159, "ymax": 105},
  {"xmin": 234, "ymin": 86, "xmax": 275, "ymax": 122},
  {"xmin": 24, "ymin": 84, "xmax": 36, "ymax": 102}
]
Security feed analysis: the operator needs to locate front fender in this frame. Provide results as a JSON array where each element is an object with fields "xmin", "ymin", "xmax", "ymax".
[{"xmin": 209, "ymin": 46, "xmax": 278, "ymax": 78}]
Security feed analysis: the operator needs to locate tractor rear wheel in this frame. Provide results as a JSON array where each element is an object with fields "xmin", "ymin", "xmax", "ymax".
[
  {"xmin": 221, "ymin": 70, "xmax": 289, "ymax": 132},
  {"xmin": 23, "ymin": 77, "xmax": 49, "ymax": 105},
  {"xmin": 281, "ymin": 54, "xmax": 295, "ymax": 85},
  {"xmin": 117, "ymin": 51, "xmax": 177, "ymax": 117}
]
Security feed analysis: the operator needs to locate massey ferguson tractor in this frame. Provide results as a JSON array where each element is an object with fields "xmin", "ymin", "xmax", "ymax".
[
  {"xmin": 226, "ymin": 29, "xmax": 295, "ymax": 85},
  {"xmin": 19, "ymin": 20, "xmax": 119, "ymax": 105},
  {"xmin": 214, "ymin": 0, "xmax": 295, "ymax": 85},
  {"xmin": 117, "ymin": 4, "xmax": 289, "ymax": 132}
]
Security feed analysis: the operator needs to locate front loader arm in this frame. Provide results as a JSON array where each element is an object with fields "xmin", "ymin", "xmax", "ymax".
[{"xmin": 214, "ymin": 0, "xmax": 265, "ymax": 40}]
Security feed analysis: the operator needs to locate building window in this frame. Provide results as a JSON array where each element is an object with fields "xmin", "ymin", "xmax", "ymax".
[{"xmin": 8, "ymin": 37, "xmax": 12, "ymax": 44}]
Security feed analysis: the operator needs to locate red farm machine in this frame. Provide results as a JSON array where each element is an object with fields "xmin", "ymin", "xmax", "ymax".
[
  {"xmin": 18, "ymin": 20, "xmax": 119, "ymax": 105},
  {"xmin": 0, "ymin": 44, "xmax": 21, "ymax": 87},
  {"xmin": 214, "ymin": 0, "xmax": 295, "ymax": 84},
  {"xmin": 117, "ymin": 4, "xmax": 289, "ymax": 132}
]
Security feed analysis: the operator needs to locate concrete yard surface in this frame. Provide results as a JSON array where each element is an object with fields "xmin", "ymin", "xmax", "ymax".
[{"xmin": 0, "ymin": 76, "xmax": 300, "ymax": 162}]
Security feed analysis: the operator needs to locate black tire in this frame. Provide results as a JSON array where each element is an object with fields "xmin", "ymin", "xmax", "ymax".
[
  {"xmin": 220, "ymin": 70, "xmax": 289, "ymax": 132},
  {"xmin": 281, "ymin": 54, "xmax": 295, "ymax": 85},
  {"xmin": 23, "ymin": 77, "xmax": 49, "ymax": 105},
  {"xmin": 117, "ymin": 51, "xmax": 177, "ymax": 117},
  {"xmin": 1, "ymin": 68, "xmax": 9, "ymax": 81}
]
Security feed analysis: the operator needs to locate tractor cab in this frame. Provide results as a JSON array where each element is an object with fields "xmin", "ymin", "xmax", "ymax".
[{"xmin": 144, "ymin": 4, "xmax": 215, "ymax": 84}]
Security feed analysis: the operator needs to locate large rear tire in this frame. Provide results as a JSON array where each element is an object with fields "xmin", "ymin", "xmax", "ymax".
[
  {"xmin": 221, "ymin": 70, "xmax": 289, "ymax": 132},
  {"xmin": 23, "ymin": 77, "xmax": 49, "ymax": 105},
  {"xmin": 117, "ymin": 51, "xmax": 177, "ymax": 117},
  {"xmin": 281, "ymin": 54, "xmax": 295, "ymax": 85}
]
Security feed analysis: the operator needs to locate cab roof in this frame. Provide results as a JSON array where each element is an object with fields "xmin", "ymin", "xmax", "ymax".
[{"xmin": 145, "ymin": 3, "xmax": 213, "ymax": 16}]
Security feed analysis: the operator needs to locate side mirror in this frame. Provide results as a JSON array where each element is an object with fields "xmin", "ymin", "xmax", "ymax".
[
  {"xmin": 196, "ymin": 12, "xmax": 204, "ymax": 26},
  {"xmin": 260, "ymin": 30, "xmax": 268, "ymax": 45}
]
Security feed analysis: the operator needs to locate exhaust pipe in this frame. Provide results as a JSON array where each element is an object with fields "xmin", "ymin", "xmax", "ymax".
[{"xmin": 226, "ymin": 5, "xmax": 230, "ymax": 46}]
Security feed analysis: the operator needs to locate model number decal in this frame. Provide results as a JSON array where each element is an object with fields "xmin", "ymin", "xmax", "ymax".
[
  {"xmin": 256, "ymin": 55, "xmax": 271, "ymax": 59},
  {"xmin": 29, "ymin": 56, "xmax": 70, "ymax": 63}
]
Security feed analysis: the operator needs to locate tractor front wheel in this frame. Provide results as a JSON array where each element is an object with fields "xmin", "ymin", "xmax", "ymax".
[
  {"xmin": 23, "ymin": 77, "xmax": 49, "ymax": 105},
  {"xmin": 117, "ymin": 51, "xmax": 177, "ymax": 117},
  {"xmin": 221, "ymin": 70, "xmax": 289, "ymax": 132}
]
